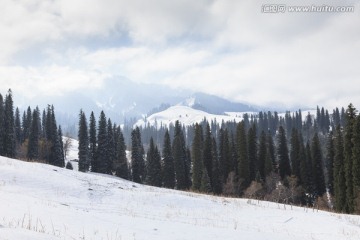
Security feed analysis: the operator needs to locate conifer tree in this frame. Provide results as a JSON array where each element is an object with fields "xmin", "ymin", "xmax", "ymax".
[
  {"xmin": 219, "ymin": 128, "xmax": 231, "ymax": 183},
  {"xmin": 334, "ymin": 125, "xmax": 346, "ymax": 212},
  {"xmin": 267, "ymin": 131, "xmax": 276, "ymax": 172},
  {"xmin": 89, "ymin": 111, "xmax": 97, "ymax": 172},
  {"xmin": 14, "ymin": 107, "xmax": 21, "ymax": 146},
  {"xmin": 27, "ymin": 109, "xmax": 39, "ymax": 160},
  {"xmin": 344, "ymin": 104, "xmax": 356, "ymax": 212},
  {"xmin": 326, "ymin": 131, "xmax": 335, "ymax": 194},
  {"xmin": 96, "ymin": 111, "xmax": 109, "ymax": 174},
  {"xmin": 299, "ymin": 134, "xmax": 309, "ymax": 188},
  {"xmin": 172, "ymin": 120, "xmax": 188, "ymax": 190},
  {"xmin": 237, "ymin": 121, "xmax": 249, "ymax": 186},
  {"xmin": 162, "ymin": 129, "xmax": 175, "ymax": 188},
  {"xmin": 311, "ymin": 133, "xmax": 326, "ymax": 197},
  {"xmin": 0, "ymin": 94, "xmax": 4, "ymax": 155},
  {"xmin": 146, "ymin": 137, "xmax": 162, "ymax": 187},
  {"xmin": 352, "ymin": 115, "xmax": 360, "ymax": 212},
  {"xmin": 200, "ymin": 168, "xmax": 212, "ymax": 193},
  {"xmin": 107, "ymin": 118, "xmax": 115, "ymax": 173},
  {"xmin": 114, "ymin": 126, "xmax": 129, "ymax": 179},
  {"xmin": 78, "ymin": 110, "xmax": 90, "ymax": 172},
  {"xmin": 4, "ymin": 89, "xmax": 15, "ymax": 157},
  {"xmin": 192, "ymin": 123, "xmax": 203, "ymax": 191},
  {"xmin": 258, "ymin": 131, "xmax": 267, "ymax": 180},
  {"xmin": 248, "ymin": 125, "xmax": 257, "ymax": 182},
  {"xmin": 203, "ymin": 123, "xmax": 213, "ymax": 187},
  {"xmin": 131, "ymin": 127, "xmax": 145, "ymax": 183},
  {"xmin": 277, "ymin": 126, "xmax": 291, "ymax": 179},
  {"xmin": 58, "ymin": 126, "xmax": 65, "ymax": 166},
  {"xmin": 211, "ymin": 137, "xmax": 222, "ymax": 194},
  {"xmin": 290, "ymin": 128, "xmax": 301, "ymax": 180}
]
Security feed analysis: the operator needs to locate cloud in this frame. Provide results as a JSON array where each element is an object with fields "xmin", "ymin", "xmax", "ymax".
[{"xmin": 0, "ymin": 0, "xmax": 359, "ymax": 110}]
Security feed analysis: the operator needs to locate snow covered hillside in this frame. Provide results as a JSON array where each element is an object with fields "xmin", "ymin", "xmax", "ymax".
[
  {"xmin": 1, "ymin": 157, "xmax": 360, "ymax": 240},
  {"xmin": 134, "ymin": 105, "xmax": 317, "ymax": 128}
]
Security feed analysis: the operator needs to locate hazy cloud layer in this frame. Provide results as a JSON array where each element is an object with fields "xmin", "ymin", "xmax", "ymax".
[{"xmin": 0, "ymin": 0, "xmax": 359, "ymax": 109}]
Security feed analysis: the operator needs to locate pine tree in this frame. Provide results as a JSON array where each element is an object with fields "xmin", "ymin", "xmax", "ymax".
[
  {"xmin": 58, "ymin": 126, "xmax": 65, "ymax": 166},
  {"xmin": 344, "ymin": 104, "xmax": 356, "ymax": 212},
  {"xmin": 89, "ymin": 112, "xmax": 97, "ymax": 172},
  {"xmin": 299, "ymin": 134, "xmax": 309, "ymax": 189},
  {"xmin": 146, "ymin": 137, "xmax": 162, "ymax": 187},
  {"xmin": 114, "ymin": 126, "xmax": 129, "ymax": 179},
  {"xmin": 4, "ymin": 89, "xmax": 15, "ymax": 157},
  {"xmin": 14, "ymin": 107, "xmax": 21, "ymax": 146},
  {"xmin": 311, "ymin": 133, "xmax": 326, "ymax": 197},
  {"xmin": 219, "ymin": 128, "xmax": 231, "ymax": 183},
  {"xmin": 27, "ymin": 109, "xmax": 39, "ymax": 160},
  {"xmin": 334, "ymin": 125, "xmax": 346, "ymax": 212},
  {"xmin": 277, "ymin": 126, "xmax": 291, "ymax": 179},
  {"xmin": 78, "ymin": 110, "xmax": 90, "ymax": 172},
  {"xmin": 172, "ymin": 120, "xmax": 188, "ymax": 190},
  {"xmin": 0, "ymin": 94, "xmax": 4, "ymax": 155},
  {"xmin": 96, "ymin": 111, "xmax": 109, "ymax": 174},
  {"xmin": 267, "ymin": 131, "xmax": 276, "ymax": 172},
  {"xmin": 211, "ymin": 137, "xmax": 222, "ymax": 194},
  {"xmin": 162, "ymin": 129, "xmax": 175, "ymax": 188},
  {"xmin": 248, "ymin": 125, "xmax": 257, "ymax": 182},
  {"xmin": 352, "ymin": 115, "xmax": 360, "ymax": 212},
  {"xmin": 191, "ymin": 123, "xmax": 203, "ymax": 191},
  {"xmin": 237, "ymin": 121, "xmax": 249, "ymax": 186},
  {"xmin": 200, "ymin": 168, "xmax": 212, "ymax": 193},
  {"xmin": 107, "ymin": 118, "xmax": 115, "ymax": 174},
  {"xmin": 131, "ymin": 127, "xmax": 145, "ymax": 183},
  {"xmin": 326, "ymin": 131, "xmax": 335, "ymax": 195},
  {"xmin": 290, "ymin": 128, "xmax": 301, "ymax": 180},
  {"xmin": 258, "ymin": 131, "xmax": 267, "ymax": 180}
]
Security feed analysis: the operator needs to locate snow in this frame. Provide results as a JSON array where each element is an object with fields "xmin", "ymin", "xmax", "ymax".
[{"xmin": 1, "ymin": 157, "xmax": 360, "ymax": 240}]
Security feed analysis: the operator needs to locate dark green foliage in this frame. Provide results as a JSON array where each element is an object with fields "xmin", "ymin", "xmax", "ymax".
[
  {"xmin": 89, "ymin": 112, "xmax": 97, "ymax": 172},
  {"xmin": 344, "ymin": 104, "xmax": 356, "ymax": 212},
  {"xmin": 4, "ymin": 90, "xmax": 15, "ymax": 157},
  {"xmin": 237, "ymin": 121, "xmax": 249, "ymax": 186},
  {"xmin": 203, "ymin": 124, "xmax": 213, "ymax": 187},
  {"xmin": 211, "ymin": 137, "xmax": 222, "ymax": 194},
  {"xmin": 14, "ymin": 107, "xmax": 21, "ymax": 145},
  {"xmin": 191, "ymin": 123, "xmax": 203, "ymax": 191},
  {"xmin": 266, "ymin": 131, "xmax": 276, "ymax": 173},
  {"xmin": 78, "ymin": 110, "xmax": 90, "ymax": 172},
  {"xmin": 47, "ymin": 106, "xmax": 64, "ymax": 167},
  {"xmin": 219, "ymin": 128, "xmax": 231, "ymax": 183},
  {"xmin": 96, "ymin": 111, "xmax": 109, "ymax": 174},
  {"xmin": 162, "ymin": 129, "xmax": 175, "ymax": 188},
  {"xmin": 352, "ymin": 115, "xmax": 360, "ymax": 212},
  {"xmin": 299, "ymin": 135, "xmax": 309, "ymax": 189},
  {"xmin": 27, "ymin": 109, "xmax": 39, "ymax": 160},
  {"xmin": 146, "ymin": 138, "xmax": 162, "ymax": 187},
  {"xmin": 0, "ymin": 94, "xmax": 4, "ymax": 155},
  {"xmin": 107, "ymin": 118, "xmax": 115, "ymax": 174},
  {"xmin": 277, "ymin": 126, "xmax": 291, "ymax": 179},
  {"xmin": 200, "ymin": 168, "xmax": 212, "ymax": 193},
  {"xmin": 311, "ymin": 133, "xmax": 326, "ymax": 197},
  {"xmin": 290, "ymin": 129, "xmax": 301, "ymax": 180},
  {"xmin": 326, "ymin": 131, "xmax": 335, "ymax": 194},
  {"xmin": 131, "ymin": 127, "xmax": 145, "ymax": 183},
  {"xmin": 247, "ymin": 125, "xmax": 257, "ymax": 182},
  {"xmin": 334, "ymin": 125, "xmax": 346, "ymax": 212},
  {"xmin": 258, "ymin": 131, "xmax": 267, "ymax": 180},
  {"xmin": 172, "ymin": 121, "xmax": 188, "ymax": 190},
  {"xmin": 114, "ymin": 126, "xmax": 129, "ymax": 179}
]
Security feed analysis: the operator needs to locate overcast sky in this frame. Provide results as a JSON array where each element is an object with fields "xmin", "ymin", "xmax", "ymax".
[{"xmin": 0, "ymin": 0, "xmax": 359, "ymax": 110}]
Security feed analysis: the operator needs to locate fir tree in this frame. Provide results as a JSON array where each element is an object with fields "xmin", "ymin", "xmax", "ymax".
[
  {"xmin": 27, "ymin": 109, "xmax": 39, "ymax": 160},
  {"xmin": 114, "ymin": 126, "xmax": 129, "ymax": 179},
  {"xmin": 258, "ymin": 131, "xmax": 267, "ymax": 180},
  {"xmin": 248, "ymin": 125, "xmax": 257, "ymax": 182},
  {"xmin": 277, "ymin": 126, "xmax": 291, "ymax": 179},
  {"xmin": 344, "ymin": 104, "xmax": 356, "ymax": 212},
  {"xmin": 66, "ymin": 161, "xmax": 73, "ymax": 170},
  {"xmin": 191, "ymin": 123, "xmax": 203, "ymax": 191},
  {"xmin": 4, "ymin": 89, "xmax": 15, "ymax": 157},
  {"xmin": 172, "ymin": 120, "xmax": 188, "ymax": 190},
  {"xmin": 311, "ymin": 133, "xmax": 326, "ymax": 197},
  {"xmin": 352, "ymin": 115, "xmax": 360, "ymax": 212},
  {"xmin": 78, "ymin": 110, "xmax": 90, "ymax": 172},
  {"xmin": 237, "ymin": 121, "xmax": 249, "ymax": 186},
  {"xmin": 334, "ymin": 125, "xmax": 346, "ymax": 212},
  {"xmin": 131, "ymin": 127, "xmax": 145, "ymax": 183},
  {"xmin": 162, "ymin": 129, "xmax": 175, "ymax": 188},
  {"xmin": 267, "ymin": 131, "xmax": 276, "ymax": 172},
  {"xmin": 0, "ymin": 94, "xmax": 4, "ymax": 155},
  {"xmin": 89, "ymin": 112, "xmax": 97, "ymax": 172},
  {"xmin": 326, "ymin": 131, "xmax": 335, "ymax": 195},
  {"xmin": 290, "ymin": 128, "xmax": 301, "ymax": 180},
  {"xmin": 14, "ymin": 107, "xmax": 21, "ymax": 146},
  {"xmin": 107, "ymin": 118, "xmax": 115, "ymax": 173},
  {"xmin": 211, "ymin": 137, "xmax": 222, "ymax": 194},
  {"xmin": 96, "ymin": 111, "xmax": 109, "ymax": 174},
  {"xmin": 146, "ymin": 138, "xmax": 162, "ymax": 187},
  {"xmin": 200, "ymin": 168, "xmax": 212, "ymax": 193},
  {"xmin": 219, "ymin": 128, "xmax": 231, "ymax": 183}
]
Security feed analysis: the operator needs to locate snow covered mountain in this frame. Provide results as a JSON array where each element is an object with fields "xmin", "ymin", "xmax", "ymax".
[{"xmin": 1, "ymin": 157, "xmax": 360, "ymax": 240}]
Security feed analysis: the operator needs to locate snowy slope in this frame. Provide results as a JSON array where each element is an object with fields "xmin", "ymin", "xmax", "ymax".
[
  {"xmin": 135, "ymin": 105, "xmax": 253, "ymax": 128},
  {"xmin": 1, "ymin": 157, "xmax": 360, "ymax": 240},
  {"xmin": 135, "ymin": 105, "xmax": 317, "ymax": 128}
]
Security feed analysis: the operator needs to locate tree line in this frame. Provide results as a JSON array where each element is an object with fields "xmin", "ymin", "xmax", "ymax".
[
  {"xmin": 0, "ymin": 90, "xmax": 64, "ymax": 167},
  {"xmin": 77, "ymin": 104, "xmax": 360, "ymax": 214}
]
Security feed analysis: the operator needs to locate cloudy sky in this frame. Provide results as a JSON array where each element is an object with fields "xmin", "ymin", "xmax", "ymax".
[{"xmin": 0, "ymin": 0, "xmax": 359, "ymax": 109}]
